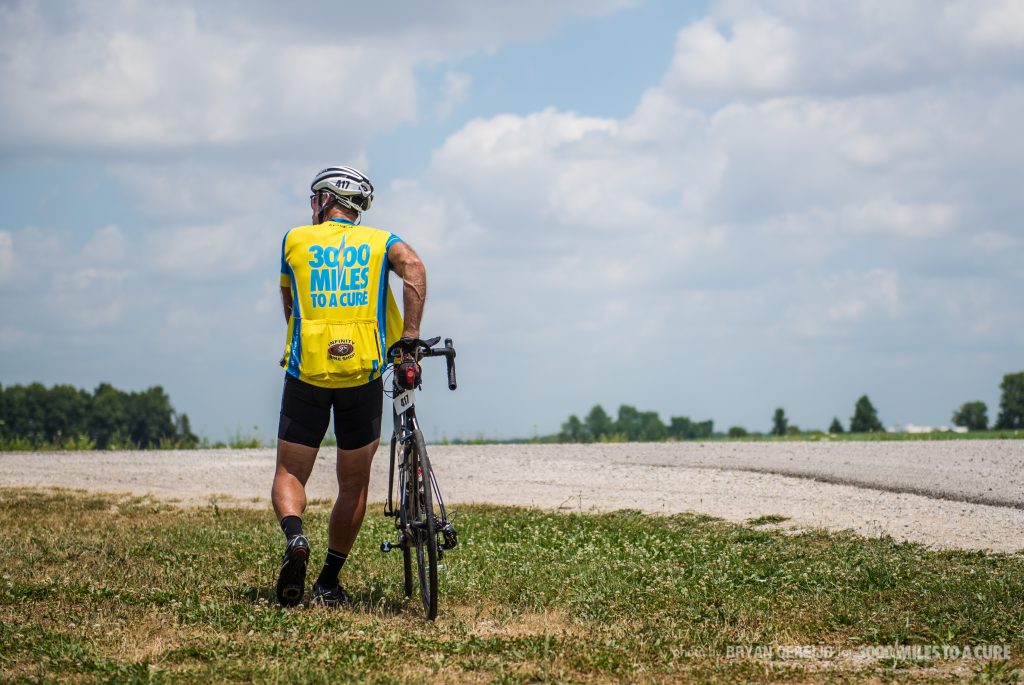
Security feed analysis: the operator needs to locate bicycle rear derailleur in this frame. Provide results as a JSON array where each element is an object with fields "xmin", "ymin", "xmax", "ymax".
[{"xmin": 437, "ymin": 518, "xmax": 458, "ymax": 550}]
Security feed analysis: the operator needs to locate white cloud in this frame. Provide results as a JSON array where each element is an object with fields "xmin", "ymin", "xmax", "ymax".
[
  {"xmin": 109, "ymin": 160, "xmax": 303, "ymax": 221},
  {"xmin": 0, "ymin": 226, "xmax": 59, "ymax": 288},
  {"xmin": 0, "ymin": 19, "xmax": 416, "ymax": 156},
  {"xmin": 802, "ymin": 269, "xmax": 902, "ymax": 331},
  {"xmin": 967, "ymin": 0, "xmax": 1024, "ymax": 49},
  {"xmin": 841, "ymin": 199, "xmax": 956, "ymax": 238},
  {"xmin": 435, "ymin": 108, "xmax": 617, "ymax": 170},
  {"xmin": 435, "ymin": 71, "xmax": 472, "ymax": 121},
  {"xmin": 666, "ymin": 14, "xmax": 797, "ymax": 96},
  {"xmin": 661, "ymin": 1, "xmax": 1024, "ymax": 100},
  {"xmin": 0, "ymin": 0, "xmax": 635, "ymax": 161},
  {"xmin": 0, "ymin": 225, "xmax": 134, "ymax": 332},
  {"xmin": 972, "ymin": 230, "xmax": 1024, "ymax": 251},
  {"xmin": 372, "ymin": 179, "xmax": 486, "ymax": 259},
  {"xmin": 148, "ymin": 222, "xmax": 274, "ymax": 279},
  {"xmin": 0, "ymin": 231, "xmax": 13, "ymax": 283},
  {"xmin": 764, "ymin": 199, "xmax": 957, "ymax": 242},
  {"xmin": 82, "ymin": 225, "xmax": 126, "ymax": 262},
  {"xmin": 0, "ymin": 326, "xmax": 38, "ymax": 348}
]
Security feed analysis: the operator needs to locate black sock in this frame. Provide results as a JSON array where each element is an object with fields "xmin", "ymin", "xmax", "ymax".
[
  {"xmin": 280, "ymin": 515, "xmax": 303, "ymax": 541},
  {"xmin": 316, "ymin": 549, "xmax": 348, "ymax": 588}
]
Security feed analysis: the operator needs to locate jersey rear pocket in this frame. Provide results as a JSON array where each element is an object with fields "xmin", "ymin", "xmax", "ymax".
[{"xmin": 298, "ymin": 318, "xmax": 381, "ymax": 384}]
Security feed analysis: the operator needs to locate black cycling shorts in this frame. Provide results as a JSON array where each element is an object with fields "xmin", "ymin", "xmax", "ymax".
[{"xmin": 278, "ymin": 374, "xmax": 383, "ymax": 450}]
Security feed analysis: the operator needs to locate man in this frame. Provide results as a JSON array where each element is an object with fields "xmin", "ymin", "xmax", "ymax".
[{"xmin": 273, "ymin": 165, "xmax": 426, "ymax": 607}]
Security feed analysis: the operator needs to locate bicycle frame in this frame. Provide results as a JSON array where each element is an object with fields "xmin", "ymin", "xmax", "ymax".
[{"xmin": 380, "ymin": 337, "xmax": 458, "ymax": 619}]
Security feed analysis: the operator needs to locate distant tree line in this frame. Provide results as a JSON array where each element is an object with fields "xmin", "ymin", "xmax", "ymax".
[
  {"xmin": 554, "ymin": 371, "xmax": 1024, "ymax": 443},
  {"xmin": 947, "ymin": 372, "xmax": 1024, "ymax": 431},
  {"xmin": 559, "ymin": 404, "xmax": 713, "ymax": 443},
  {"xmin": 820, "ymin": 395, "xmax": 885, "ymax": 435},
  {"xmin": 996, "ymin": 372, "xmax": 1024, "ymax": 429},
  {"xmin": 822, "ymin": 374, "xmax": 1024, "ymax": 434},
  {"xmin": 0, "ymin": 382, "xmax": 198, "ymax": 450}
]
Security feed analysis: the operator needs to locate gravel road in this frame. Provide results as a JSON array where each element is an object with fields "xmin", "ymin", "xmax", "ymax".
[{"xmin": 2, "ymin": 441, "xmax": 1022, "ymax": 552}]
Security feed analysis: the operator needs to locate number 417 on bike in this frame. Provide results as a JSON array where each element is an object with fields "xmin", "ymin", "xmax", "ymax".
[{"xmin": 394, "ymin": 390, "xmax": 415, "ymax": 414}]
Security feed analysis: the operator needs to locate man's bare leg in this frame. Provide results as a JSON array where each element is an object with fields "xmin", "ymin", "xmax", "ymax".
[
  {"xmin": 308, "ymin": 440, "xmax": 378, "ymax": 603},
  {"xmin": 328, "ymin": 439, "xmax": 379, "ymax": 553},
  {"xmin": 272, "ymin": 439, "xmax": 319, "ymax": 520},
  {"xmin": 272, "ymin": 438, "xmax": 319, "ymax": 606}
]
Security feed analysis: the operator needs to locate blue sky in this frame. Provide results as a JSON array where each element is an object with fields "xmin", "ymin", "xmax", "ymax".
[{"xmin": 1, "ymin": 0, "xmax": 1022, "ymax": 441}]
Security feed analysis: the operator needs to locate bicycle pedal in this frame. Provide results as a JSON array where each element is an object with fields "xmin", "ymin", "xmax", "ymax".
[{"xmin": 380, "ymin": 541, "xmax": 395, "ymax": 553}]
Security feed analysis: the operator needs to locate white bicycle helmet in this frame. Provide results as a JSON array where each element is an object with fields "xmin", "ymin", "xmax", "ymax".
[{"xmin": 310, "ymin": 165, "xmax": 374, "ymax": 223}]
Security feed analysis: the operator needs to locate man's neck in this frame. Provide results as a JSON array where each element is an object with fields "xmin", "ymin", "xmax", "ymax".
[{"xmin": 323, "ymin": 210, "xmax": 356, "ymax": 223}]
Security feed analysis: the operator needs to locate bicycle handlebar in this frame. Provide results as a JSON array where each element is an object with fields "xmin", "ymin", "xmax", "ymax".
[
  {"xmin": 443, "ymin": 338, "xmax": 457, "ymax": 390},
  {"xmin": 387, "ymin": 337, "xmax": 458, "ymax": 391}
]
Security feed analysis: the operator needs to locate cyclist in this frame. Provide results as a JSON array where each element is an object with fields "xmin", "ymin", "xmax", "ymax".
[{"xmin": 273, "ymin": 165, "xmax": 426, "ymax": 607}]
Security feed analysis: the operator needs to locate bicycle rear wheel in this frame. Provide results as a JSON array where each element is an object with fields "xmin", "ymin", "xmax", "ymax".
[{"xmin": 408, "ymin": 429, "xmax": 438, "ymax": 619}]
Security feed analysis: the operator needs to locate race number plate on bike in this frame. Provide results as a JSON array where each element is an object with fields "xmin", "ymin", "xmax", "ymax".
[{"xmin": 394, "ymin": 389, "xmax": 415, "ymax": 414}]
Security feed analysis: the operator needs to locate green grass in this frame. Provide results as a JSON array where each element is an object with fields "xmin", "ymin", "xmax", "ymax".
[
  {"xmin": 1, "ymin": 489, "xmax": 1022, "ymax": 683},
  {"xmin": 745, "ymin": 514, "xmax": 791, "ymax": 527},
  {"xmin": 729, "ymin": 429, "xmax": 1024, "ymax": 442},
  {"xmin": 226, "ymin": 426, "xmax": 265, "ymax": 449},
  {"xmin": 444, "ymin": 429, "xmax": 1024, "ymax": 445}
]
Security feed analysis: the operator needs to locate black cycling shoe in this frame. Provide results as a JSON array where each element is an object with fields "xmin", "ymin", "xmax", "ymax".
[
  {"xmin": 276, "ymin": 534, "xmax": 310, "ymax": 607},
  {"xmin": 310, "ymin": 580, "xmax": 350, "ymax": 608}
]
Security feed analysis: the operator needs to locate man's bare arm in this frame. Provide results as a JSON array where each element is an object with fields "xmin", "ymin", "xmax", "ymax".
[
  {"xmin": 280, "ymin": 286, "xmax": 293, "ymax": 324},
  {"xmin": 388, "ymin": 241, "xmax": 427, "ymax": 339}
]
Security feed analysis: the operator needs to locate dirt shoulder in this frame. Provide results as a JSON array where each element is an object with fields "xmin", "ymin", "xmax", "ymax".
[{"xmin": 2, "ymin": 441, "xmax": 1022, "ymax": 552}]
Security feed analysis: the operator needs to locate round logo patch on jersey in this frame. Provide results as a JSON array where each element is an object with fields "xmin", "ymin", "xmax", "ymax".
[{"xmin": 327, "ymin": 339, "xmax": 355, "ymax": 361}]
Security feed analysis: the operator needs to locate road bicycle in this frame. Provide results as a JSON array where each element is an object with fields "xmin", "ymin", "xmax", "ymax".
[{"xmin": 379, "ymin": 336, "xmax": 459, "ymax": 620}]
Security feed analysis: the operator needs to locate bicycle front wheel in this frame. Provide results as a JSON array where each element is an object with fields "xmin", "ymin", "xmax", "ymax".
[
  {"xmin": 409, "ymin": 429, "xmax": 438, "ymax": 620},
  {"xmin": 394, "ymin": 435, "xmax": 414, "ymax": 598}
]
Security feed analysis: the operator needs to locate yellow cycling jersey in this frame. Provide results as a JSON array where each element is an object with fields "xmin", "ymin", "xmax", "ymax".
[{"xmin": 279, "ymin": 218, "xmax": 404, "ymax": 388}]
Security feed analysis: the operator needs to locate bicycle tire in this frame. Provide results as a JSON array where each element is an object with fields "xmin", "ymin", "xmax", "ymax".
[
  {"xmin": 398, "ymin": 442, "xmax": 414, "ymax": 598},
  {"xmin": 402, "ymin": 451, "xmax": 413, "ymax": 600},
  {"xmin": 411, "ymin": 429, "xmax": 438, "ymax": 619},
  {"xmin": 402, "ymin": 545, "xmax": 413, "ymax": 598}
]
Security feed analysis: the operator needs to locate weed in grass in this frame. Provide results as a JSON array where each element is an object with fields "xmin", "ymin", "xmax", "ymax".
[
  {"xmin": 974, "ymin": 659, "xmax": 1021, "ymax": 683},
  {"xmin": 227, "ymin": 426, "xmax": 264, "ymax": 449},
  {"xmin": 746, "ymin": 514, "xmax": 791, "ymax": 527}
]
